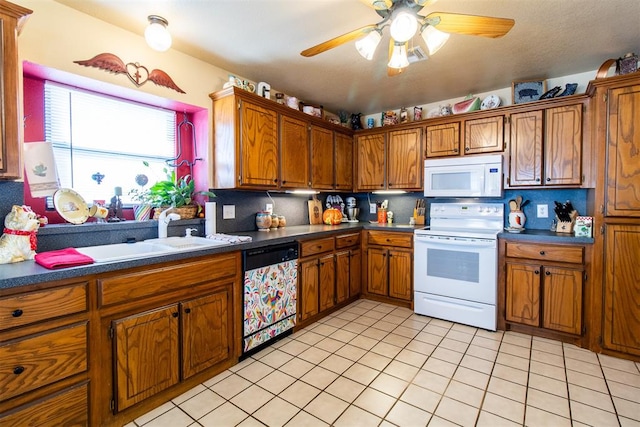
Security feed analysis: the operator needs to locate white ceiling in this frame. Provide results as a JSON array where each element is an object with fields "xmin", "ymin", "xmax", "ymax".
[{"xmin": 54, "ymin": 0, "xmax": 640, "ymax": 115}]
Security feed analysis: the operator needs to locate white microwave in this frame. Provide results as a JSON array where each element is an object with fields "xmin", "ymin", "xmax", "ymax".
[{"xmin": 424, "ymin": 154, "xmax": 503, "ymax": 198}]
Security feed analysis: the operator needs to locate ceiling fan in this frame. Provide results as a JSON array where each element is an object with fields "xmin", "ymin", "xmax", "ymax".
[{"xmin": 300, "ymin": 0, "xmax": 515, "ymax": 76}]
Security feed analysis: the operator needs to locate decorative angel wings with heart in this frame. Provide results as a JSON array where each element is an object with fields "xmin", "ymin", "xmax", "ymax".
[{"xmin": 74, "ymin": 53, "xmax": 186, "ymax": 94}]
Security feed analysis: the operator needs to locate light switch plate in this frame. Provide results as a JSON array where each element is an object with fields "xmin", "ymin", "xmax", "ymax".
[
  {"xmin": 370, "ymin": 203, "xmax": 377, "ymax": 214},
  {"xmin": 223, "ymin": 205, "xmax": 235, "ymax": 219},
  {"xmin": 265, "ymin": 203, "xmax": 273, "ymax": 214},
  {"xmin": 537, "ymin": 204, "xmax": 548, "ymax": 218}
]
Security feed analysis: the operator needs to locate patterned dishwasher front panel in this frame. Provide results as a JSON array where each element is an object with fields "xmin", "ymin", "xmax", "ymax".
[{"xmin": 243, "ymin": 259, "xmax": 297, "ymax": 352}]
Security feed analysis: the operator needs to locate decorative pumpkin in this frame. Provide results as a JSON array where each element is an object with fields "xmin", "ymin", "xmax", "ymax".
[{"xmin": 322, "ymin": 208, "xmax": 343, "ymax": 225}]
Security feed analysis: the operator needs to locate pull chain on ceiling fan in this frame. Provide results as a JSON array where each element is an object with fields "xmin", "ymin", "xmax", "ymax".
[{"xmin": 300, "ymin": 0, "xmax": 515, "ymax": 77}]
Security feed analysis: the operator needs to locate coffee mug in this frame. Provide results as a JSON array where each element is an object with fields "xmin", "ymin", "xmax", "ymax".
[{"xmin": 89, "ymin": 204, "xmax": 108, "ymax": 219}]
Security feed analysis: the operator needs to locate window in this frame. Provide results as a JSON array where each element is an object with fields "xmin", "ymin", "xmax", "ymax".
[{"xmin": 44, "ymin": 82, "xmax": 177, "ymax": 204}]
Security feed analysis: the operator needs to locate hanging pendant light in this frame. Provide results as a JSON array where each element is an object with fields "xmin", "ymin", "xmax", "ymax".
[
  {"xmin": 421, "ymin": 24, "xmax": 450, "ymax": 55},
  {"xmin": 355, "ymin": 30, "xmax": 383, "ymax": 60},
  {"xmin": 145, "ymin": 15, "xmax": 172, "ymax": 52},
  {"xmin": 388, "ymin": 42, "xmax": 409, "ymax": 69}
]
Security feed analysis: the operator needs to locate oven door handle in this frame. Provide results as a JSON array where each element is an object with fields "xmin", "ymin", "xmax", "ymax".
[{"xmin": 415, "ymin": 237, "xmax": 496, "ymax": 249}]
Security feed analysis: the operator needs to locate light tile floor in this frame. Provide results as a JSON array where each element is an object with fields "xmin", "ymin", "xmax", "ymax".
[{"xmin": 127, "ymin": 299, "xmax": 640, "ymax": 427}]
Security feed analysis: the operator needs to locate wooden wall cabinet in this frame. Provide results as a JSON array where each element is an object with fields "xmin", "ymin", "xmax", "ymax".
[
  {"xmin": 211, "ymin": 87, "xmax": 353, "ymax": 191},
  {"xmin": 0, "ymin": 281, "xmax": 90, "ymax": 425},
  {"xmin": 501, "ymin": 240, "xmax": 585, "ymax": 339},
  {"xmin": 355, "ymin": 127, "xmax": 422, "ymax": 191},
  {"xmin": 425, "ymin": 115, "xmax": 504, "ymax": 158},
  {"xmin": 298, "ymin": 232, "xmax": 361, "ymax": 327},
  {"xmin": 363, "ymin": 231, "xmax": 413, "ymax": 305},
  {"xmin": 0, "ymin": 1, "xmax": 31, "ymax": 180},
  {"xmin": 280, "ymin": 114, "xmax": 310, "ymax": 188},
  {"xmin": 507, "ymin": 103, "xmax": 583, "ymax": 187}
]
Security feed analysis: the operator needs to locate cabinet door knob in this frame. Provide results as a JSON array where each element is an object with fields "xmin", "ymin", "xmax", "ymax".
[
  {"xmin": 184, "ymin": 308, "xmax": 191, "ymax": 314},
  {"xmin": 172, "ymin": 312, "xmax": 179, "ymax": 318},
  {"xmin": 12, "ymin": 309, "xmax": 23, "ymax": 318},
  {"xmin": 539, "ymin": 251, "xmax": 545, "ymax": 255},
  {"xmin": 454, "ymin": 148, "xmax": 459, "ymax": 153},
  {"xmin": 534, "ymin": 270, "xmax": 540, "ymax": 275},
  {"xmin": 535, "ymin": 178, "xmax": 541, "ymax": 182},
  {"xmin": 465, "ymin": 147, "xmax": 470, "ymax": 152},
  {"xmin": 389, "ymin": 183, "xmax": 393, "ymax": 187},
  {"xmin": 13, "ymin": 366, "xmax": 25, "ymax": 375},
  {"xmin": 545, "ymin": 271, "xmax": 551, "ymax": 276},
  {"xmin": 546, "ymin": 177, "xmax": 551, "ymax": 182},
  {"xmin": 282, "ymin": 180, "xmax": 287, "ymax": 185}
]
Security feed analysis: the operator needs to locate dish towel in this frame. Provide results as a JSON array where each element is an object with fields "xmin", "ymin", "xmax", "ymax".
[
  {"xmin": 206, "ymin": 233, "xmax": 252, "ymax": 244},
  {"xmin": 23, "ymin": 141, "xmax": 60, "ymax": 198},
  {"xmin": 35, "ymin": 248, "xmax": 94, "ymax": 269}
]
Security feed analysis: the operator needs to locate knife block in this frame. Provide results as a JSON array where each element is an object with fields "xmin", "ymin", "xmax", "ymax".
[{"xmin": 555, "ymin": 210, "xmax": 578, "ymax": 233}]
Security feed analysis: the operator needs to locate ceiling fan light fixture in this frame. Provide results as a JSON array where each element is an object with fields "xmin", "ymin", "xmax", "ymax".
[
  {"xmin": 388, "ymin": 42, "xmax": 410, "ymax": 69},
  {"xmin": 421, "ymin": 24, "xmax": 450, "ymax": 55},
  {"xmin": 145, "ymin": 15, "xmax": 172, "ymax": 52},
  {"xmin": 355, "ymin": 30, "xmax": 382, "ymax": 60},
  {"xmin": 389, "ymin": 11, "xmax": 418, "ymax": 43}
]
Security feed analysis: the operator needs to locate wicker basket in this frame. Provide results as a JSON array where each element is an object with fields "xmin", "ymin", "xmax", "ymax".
[{"xmin": 153, "ymin": 205, "xmax": 198, "ymax": 220}]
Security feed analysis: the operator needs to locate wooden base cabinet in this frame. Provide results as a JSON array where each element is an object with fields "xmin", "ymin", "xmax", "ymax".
[
  {"xmin": 298, "ymin": 232, "xmax": 361, "ymax": 326},
  {"xmin": 602, "ymin": 224, "xmax": 640, "ymax": 356},
  {"xmin": 96, "ymin": 253, "xmax": 239, "ymax": 426},
  {"xmin": 500, "ymin": 240, "xmax": 585, "ymax": 340},
  {"xmin": 0, "ymin": 281, "xmax": 90, "ymax": 425},
  {"xmin": 364, "ymin": 231, "xmax": 413, "ymax": 305}
]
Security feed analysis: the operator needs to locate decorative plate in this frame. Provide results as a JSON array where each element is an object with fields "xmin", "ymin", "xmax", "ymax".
[
  {"xmin": 53, "ymin": 188, "xmax": 90, "ymax": 224},
  {"xmin": 481, "ymin": 95, "xmax": 501, "ymax": 110}
]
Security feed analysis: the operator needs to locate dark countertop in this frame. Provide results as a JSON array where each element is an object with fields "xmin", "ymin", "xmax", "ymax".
[
  {"xmin": 0, "ymin": 222, "xmax": 418, "ymax": 291},
  {"xmin": 498, "ymin": 228, "xmax": 594, "ymax": 244}
]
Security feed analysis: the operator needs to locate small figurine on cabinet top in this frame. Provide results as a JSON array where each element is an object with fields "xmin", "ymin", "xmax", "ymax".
[
  {"xmin": 350, "ymin": 113, "xmax": 363, "ymax": 130},
  {"xmin": 400, "ymin": 107, "xmax": 408, "ymax": 123},
  {"xmin": 414, "ymin": 106, "xmax": 422, "ymax": 121}
]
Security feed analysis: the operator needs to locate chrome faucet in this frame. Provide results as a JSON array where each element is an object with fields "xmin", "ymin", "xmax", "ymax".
[{"xmin": 158, "ymin": 208, "xmax": 181, "ymax": 238}]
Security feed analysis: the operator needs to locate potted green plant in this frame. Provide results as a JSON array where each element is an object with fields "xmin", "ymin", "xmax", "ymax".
[{"xmin": 147, "ymin": 167, "xmax": 215, "ymax": 219}]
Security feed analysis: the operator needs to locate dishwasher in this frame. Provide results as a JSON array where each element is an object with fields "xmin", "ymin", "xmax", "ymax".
[{"xmin": 242, "ymin": 242, "xmax": 298, "ymax": 358}]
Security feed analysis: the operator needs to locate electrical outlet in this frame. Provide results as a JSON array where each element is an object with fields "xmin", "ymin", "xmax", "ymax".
[
  {"xmin": 222, "ymin": 205, "xmax": 235, "ymax": 219},
  {"xmin": 265, "ymin": 203, "xmax": 273, "ymax": 214},
  {"xmin": 537, "ymin": 204, "xmax": 548, "ymax": 218},
  {"xmin": 370, "ymin": 203, "xmax": 377, "ymax": 214}
]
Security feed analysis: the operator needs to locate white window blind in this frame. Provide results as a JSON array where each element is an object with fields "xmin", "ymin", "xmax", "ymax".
[{"xmin": 44, "ymin": 82, "xmax": 177, "ymax": 204}]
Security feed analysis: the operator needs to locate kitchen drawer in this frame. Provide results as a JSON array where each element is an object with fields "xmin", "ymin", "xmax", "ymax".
[
  {"xmin": 98, "ymin": 253, "xmax": 238, "ymax": 307},
  {"xmin": 300, "ymin": 237, "xmax": 335, "ymax": 257},
  {"xmin": 0, "ymin": 322, "xmax": 88, "ymax": 401},
  {"xmin": 505, "ymin": 242, "xmax": 584, "ymax": 264},
  {"xmin": 0, "ymin": 381, "xmax": 88, "ymax": 426},
  {"xmin": 336, "ymin": 232, "xmax": 361, "ymax": 249},
  {"xmin": 0, "ymin": 283, "xmax": 88, "ymax": 331},
  {"xmin": 367, "ymin": 231, "xmax": 413, "ymax": 248}
]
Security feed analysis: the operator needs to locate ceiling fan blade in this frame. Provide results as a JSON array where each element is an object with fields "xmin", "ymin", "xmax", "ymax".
[
  {"xmin": 426, "ymin": 12, "xmax": 515, "ymax": 38},
  {"xmin": 387, "ymin": 40, "xmax": 406, "ymax": 77},
  {"xmin": 358, "ymin": 0, "xmax": 392, "ymax": 10},
  {"xmin": 300, "ymin": 25, "xmax": 378, "ymax": 57},
  {"xmin": 414, "ymin": 0, "xmax": 438, "ymax": 7}
]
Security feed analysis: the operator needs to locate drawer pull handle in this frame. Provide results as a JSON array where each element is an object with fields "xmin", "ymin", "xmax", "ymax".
[
  {"xmin": 13, "ymin": 366, "xmax": 25, "ymax": 375},
  {"xmin": 539, "ymin": 251, "xmax": 545, "ymax": 255},
  {"xmin": 12, "ymin": 309, "xmax": 23, "ymax": 318}
]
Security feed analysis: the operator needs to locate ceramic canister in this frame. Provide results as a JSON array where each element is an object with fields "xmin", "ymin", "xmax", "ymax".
[{"xmin": 508, "ymin": 211, "xmax": 526, "ymax": 228}]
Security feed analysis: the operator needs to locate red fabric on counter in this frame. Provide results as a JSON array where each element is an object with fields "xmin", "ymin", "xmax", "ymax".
[{"xmin": 35, "ymin": 248, "xmax": 94, "ymax": 269}]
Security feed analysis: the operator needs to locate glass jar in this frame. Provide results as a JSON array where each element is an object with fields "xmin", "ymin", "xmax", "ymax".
[
  {"xmin": 270, "ymin": 214, "xmax": 279, "ymax": 229},
  {"xmin": 278, "ymin": 215, "xmax": 286, "ymax": 227},
  {"xmin": 256, "ymin": 211, "xmax": 271, "ymax": 230}
]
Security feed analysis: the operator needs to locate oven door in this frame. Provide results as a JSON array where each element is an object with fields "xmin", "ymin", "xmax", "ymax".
[{"xmin": 413, "ymin": 234, "xmax": 497, "ymax": 305}]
